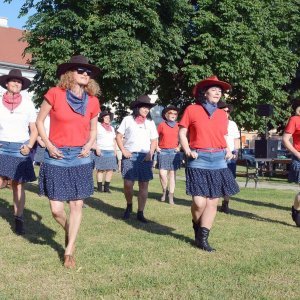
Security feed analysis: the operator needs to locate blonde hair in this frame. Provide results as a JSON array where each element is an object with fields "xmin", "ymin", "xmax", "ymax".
[{"xmin": 57, "ymin": 71, "xmax": 101, "ymax": 96}]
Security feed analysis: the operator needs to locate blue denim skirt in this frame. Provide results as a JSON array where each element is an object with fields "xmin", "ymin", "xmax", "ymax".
[
  {"xmin": 157, "ymin": 148, "xmax": 181, "ymax": 171},
  {"xmin": 39, "ymin": 147, "xmax": 94, "ymax": 201},
  {"xmin": 92, "ymin": 150, "xmax": 117, "ymax": 171},
  {"xmin": 34, "ymin": 145, "xmax": 46, "ymax": 164},
  {"xmin": 288, "ymin": 155, "xmax": 300, "ymax": 183},
  {"xmin": 0, "ymin": 141, "xmax": 36, "ymax": 182},
  {"xmin": 121, "ymin": 152, "xmax": 153, "ymax": 182},
  {"xmin": 186, "ymin": 150, "xmax": 239, "ymax": 197}
]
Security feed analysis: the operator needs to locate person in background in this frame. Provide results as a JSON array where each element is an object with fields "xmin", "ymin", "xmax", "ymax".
[
  {"xmin": 36, "ymin": 55, "xmax": 101, "ymax": 268},
  {"xmin": 93, "ymin": 111, "xmax": 117, "ymax": 193},
  {"xmin": 157, "ymin": 105, "xmax": 181, "ymax": 205},
  {"xmin": 282, "ymin": 99, "xmax": 300, "ymax": 227},
  {"xmin": 0, "ymin": 69, "xmax": 38, "ymax": 235},
  {"xmin": 217, "ymin": 101, "xmax": 240, "ymax": 213},
  {"xmin": 179, "ymin": 75, "xmax": 240, "ymax": 252},
  {"xmin": 116, "ymin": 95, "xmax": 158, "ymax": 223}
]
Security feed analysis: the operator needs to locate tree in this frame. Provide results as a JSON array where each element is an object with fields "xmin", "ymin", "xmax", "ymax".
[{"xmin": 182, "ymin": 0, "xmax": 300, "ymax": 131}]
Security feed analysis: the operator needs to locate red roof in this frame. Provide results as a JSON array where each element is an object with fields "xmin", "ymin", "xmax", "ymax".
[{"xmin": 0, "ymin": 27, "xmax": 31, "ymax": 66}]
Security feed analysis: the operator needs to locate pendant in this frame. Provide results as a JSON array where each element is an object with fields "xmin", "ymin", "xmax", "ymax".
[{"xmin": 10, "ymin": 111, "xmax": 14, "ymax": 114}]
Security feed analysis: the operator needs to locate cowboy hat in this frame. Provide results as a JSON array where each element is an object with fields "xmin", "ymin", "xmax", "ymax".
[
  {"xmin": 0, "ymin": 69, "xmax": 31, "ymax": 90},
  {"xmin": 56, "ymin": 55, "xmax": 101, "ymax": 78},
  {"xmin": 129, "ymin": 95, "xmax": 157, "ymax": 109},
  {"xmin": 161, "ymin": 105, "xmax": 180, "ymax": 121},
  {"xmin": 98, "ymin": 110, "xmax": 114, "ymax": 122},
  {"xmin": 192, "ymin": 75, "xmax": 231, "ymax": 97}
]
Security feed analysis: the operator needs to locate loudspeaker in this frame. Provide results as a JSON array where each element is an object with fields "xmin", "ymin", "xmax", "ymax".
[
  {"xmin": 257, "ymin": 104, "xmax": 273, "ymax": 117},
  {"xmin": 255, "ymin": 140, "xmax": 278, "ymax": 158}
]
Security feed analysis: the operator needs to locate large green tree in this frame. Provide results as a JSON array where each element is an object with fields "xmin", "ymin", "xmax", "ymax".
[{"xmin": 181, "ymin": 0, "xmax": 300, "ymax": 131}]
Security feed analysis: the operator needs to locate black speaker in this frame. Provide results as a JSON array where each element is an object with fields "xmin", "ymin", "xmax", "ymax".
[
  {"xmin": 255, "ymin": 140, "xmax": 278, "ymax": 158},
  {"xmin": 257, "ymin": 104, "xmax": 273, "ymax": 117}
]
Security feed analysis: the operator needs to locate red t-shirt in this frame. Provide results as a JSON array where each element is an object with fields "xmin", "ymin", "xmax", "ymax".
[
  {"xmin": 285, "ymin": 116, "xmax": 300, "ymax": 151},
  {"xmin": 179, "ymin": 104, "xmax": 228, "ymax": 149},
  {"xmin": 157, "ymin": 121, "xmax": 179, "ymax": 149},
  {"xmin": 45, "ymin": 87, "xmax": 100, "ymax": 147}
]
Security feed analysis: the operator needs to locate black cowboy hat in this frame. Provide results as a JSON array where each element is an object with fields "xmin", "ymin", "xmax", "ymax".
[
  {"xmin": 98, "ymin": 111, "xmax": 114, "ymax": 122},
  {"xmin": 193, "ymin": 75, "xmax": 231, "ymax": 98},
  {"xmin": 56, "ymin": 55, "xmax": 101, "ymax": 78},
  {"xmin": 129, "ymin": 95, "xmax": 157, "ymax": 110},
  {"xmin": 161, "ymin": 105, "xmax": 180, "ymax": 121},
  {"xmin": 0, "ymin": 69, "xmax": 31, "ymax": 90}
]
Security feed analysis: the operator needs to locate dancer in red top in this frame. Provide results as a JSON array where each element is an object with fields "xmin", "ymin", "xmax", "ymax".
[
  {"xmin": 179, "ymin": 75, "xmax": 239, "ymax": 252},
  {"xmin": 157, "ymin": 105, "xmax": 181, "ymax": 204},
  {"xmin": 36, "ymin": 55, "xmax": 101, "ymax": 268}
]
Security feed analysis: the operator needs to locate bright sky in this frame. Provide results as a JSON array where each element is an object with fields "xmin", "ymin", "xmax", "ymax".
[{"xmin": 0, "ymin": 1, "xmax": 33, "ymax": 29}]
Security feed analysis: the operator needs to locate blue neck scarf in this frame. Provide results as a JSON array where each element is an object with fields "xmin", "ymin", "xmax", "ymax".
[
  {"xmin": 66, "ymin": 89, "xmax": 88, "ymax": 116},
  {"xmin": 201, "ymin": 101, "xmax": 218, "ymax": 116},
  {"xmin": 165, "ymin": 120, "xmax": 176, "ymax": 128}
]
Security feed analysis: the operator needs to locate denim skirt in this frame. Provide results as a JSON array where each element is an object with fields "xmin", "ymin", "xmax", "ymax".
[
  {"xmin": 0, "ymin": 141, "xmax": 36, "ymax": 183},
  {"xmin": 39, "ymin": 147, "xmax": 94, "ymax": 201},
  {"xmin": 288, "ymin": 155, "xmax": 300, "ymax": 184},
  {"xmin": 186, "ymin": 150, "xmax": 239, "ymax": 198},
  {"xmin": 34, "ymin": 145, "xmax": 46, "ymax": 164},
  {"xmin": 121, "ymin": 152, "xmax": 153, "ymax": 182},
  {"xmin": 157, "ymin": 148, "xmax": 181, "ymax": 171},
  {"xmin": 92, "ymin": 150, "xmax": 117, "ymax": 171}
]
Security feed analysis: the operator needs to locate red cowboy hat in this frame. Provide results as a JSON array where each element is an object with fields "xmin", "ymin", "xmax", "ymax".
[{"xmin": 192, "ymin": 75, "xmax": 231, "ymax": 97}]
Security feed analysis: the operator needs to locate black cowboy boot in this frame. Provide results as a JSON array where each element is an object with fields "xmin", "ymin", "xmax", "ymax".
[
  {"xmin": 291, "ymin": 206, "xmax": 300, "ymax": 227},
  {"xmin": 220, "ymin": 200, "xmax": 229, "ymax": 214},
  {"xmin": 192, "ymin": 220, "xmax": 200, "ymax": 240},
  {"xmin": 123, "ymin": 203, "xmax": 132, "ymax": 219},
  {"xmin": 97, "ymin": 182, "xmax": 103, "ymax": 192},
  {"xmin": 137, "ymin": 211, "xmax": 148, "ymax": 223},
  {"xmin": 15, "ymin": 215, "xmax": 25, "ymax": 235},
  {"xmin": 195, "ymin": 227, "xmax": 216, "ymax": 252},
  {"xmin": 104, "ymin": 181, "xmax": 111, "ymax": 193}
]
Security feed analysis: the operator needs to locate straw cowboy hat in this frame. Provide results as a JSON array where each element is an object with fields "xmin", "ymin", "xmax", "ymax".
[
  {"xmin": 0, "ymin": 69, "xmax": 31, "ymax": 90},
  {"xmin": 130, "ymin": 95, "xmax": 157, "ymax": 109},
  {"xmin": 56, "ymin": 55, "xmax": 101, "ymax": 78},
  {"xmin": 192, "ymin": 75, "xmax": 231, "ymax": 97},
  {"xmin": 161, "ymin": 105, "xmax": 180, "ymax": 121}
]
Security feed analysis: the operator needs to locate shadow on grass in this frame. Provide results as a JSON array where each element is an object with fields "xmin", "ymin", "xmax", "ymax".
[
  {"xmin": 109, "ymin": 185, "xmax": 192, "ymax": 207},
  {"xmin": 0, "ymin": 185, "xmax": 65, "ymax": 260},
  {"xmin": 231, "ymin": 196, "xmax": 290, "ymax": 212},
  {"xmin": 85, "ymin": 196, "xmax": 194, "ymax": 246}
]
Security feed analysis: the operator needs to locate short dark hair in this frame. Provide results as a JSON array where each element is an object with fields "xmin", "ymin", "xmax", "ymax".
[{"xmin": 132, "ymin": 106, "xmax": 152, "ymax": 120}]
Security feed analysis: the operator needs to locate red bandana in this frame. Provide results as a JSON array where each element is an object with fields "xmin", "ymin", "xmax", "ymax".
[
  {"xmin": 101, "ymin": 122, "xmax": 112, "ymax": 132},
  {"xmin": 2, "ymin": 92, "xmax": 22, "ymax": 112},
  {"xmin": 135, "ymin": 116, "xmax": 146, "ymax": 124}
]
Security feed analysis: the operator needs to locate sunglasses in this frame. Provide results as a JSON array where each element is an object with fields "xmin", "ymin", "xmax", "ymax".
[
  {"xmin": 167, "ymin": 112, "xmax": 178, "ymax": 115},
  {"xmin": 223, "ymin": 109, "xmax": 230, "ymax": 113},
  {"xmin": 75, "ymin": 67, "xmax": 92, "ymax": 76}
]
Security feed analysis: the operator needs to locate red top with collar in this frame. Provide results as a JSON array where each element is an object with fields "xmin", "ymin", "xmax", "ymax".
[
  {"xmin": 179, "ymin": 104, "xmax": 228, "ymax": 149},
  {"xmin": 157, "ymin": 121, "xmax": 179, "ymax": 149},
  {"xmin": 45, "ymin": 87, "xmax": 100, "ymax": 147},
  {"xmin": 285, "ymin": 116, "xmax": 300, "ymax": 151}
]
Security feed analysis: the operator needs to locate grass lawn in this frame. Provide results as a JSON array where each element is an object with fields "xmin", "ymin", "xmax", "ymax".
[{"xmin": 0, "ymin": 170, "xmax": 299, "ymax": 299}]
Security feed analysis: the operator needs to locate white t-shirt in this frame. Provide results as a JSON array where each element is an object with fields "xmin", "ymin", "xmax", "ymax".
[
  {"xmin": 96, "ymin": 122, "xmax": 116, "ymax": 150},
  {"xmin": 227, "ymin": 120, "xmax": 240, "ymax": 152},
  {"xmin": 0, "ymin": 93, "xmax": 36, "ymax": 143},
  {"xmin": 117, "ymin": 115, "xmax": 158, "ymax": 153}
]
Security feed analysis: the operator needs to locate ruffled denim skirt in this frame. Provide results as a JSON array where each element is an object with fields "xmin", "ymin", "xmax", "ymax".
[
  {"xmin": 157, "ymin": 148, "xmax": 181, "ymax": 171},
  {"xmin": 92, "ymin": 150, "xmax": 117, "ymax": 171}
]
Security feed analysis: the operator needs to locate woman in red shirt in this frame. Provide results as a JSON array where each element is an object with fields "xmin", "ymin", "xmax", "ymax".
[
  {"xmin": 36, "ymin": 55, "xmax": 101, "ymax": 268},
  {"xmin": 157, "ymin": 105, "xmax": 181, "ymax": 204},
  {"xmin": 283, "ymin": 99, "xmax": 300, "ymax": 227},
  {"xmin": 179, "ymin": 75, "xmax": 239, "ymax": 252}
]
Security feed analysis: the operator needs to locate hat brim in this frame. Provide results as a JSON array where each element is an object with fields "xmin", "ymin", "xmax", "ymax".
[
  {"xmin": 0, "ymin": 74, "xmax": 31, "ymax": 90},
  {"xmin": 130, "ymin": 101, "xmax": 157, "ymax": 110},
  {"xmin": 56, "ymin": 62, "xmax": 101, "ymax": 78},
  {"xmin": 193, "ymin": 80, "xmax": 231, "ymax": 97}
]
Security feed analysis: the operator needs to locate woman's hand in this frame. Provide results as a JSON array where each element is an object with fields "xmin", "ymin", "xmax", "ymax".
[
  {"xmin": 78, "ymin": 146, "xmax": 91, "ymax": 158},
  {"xmin": 156, "ymin": 146, "xmax": 161, "ymax": 153},
  {"xmin": 185, "ymin": 149, "xmax": 198, "ymax": 159},
  {"xmin": 96, "ymin": 148, "xmax": 101, "ymax": 156},
  {"xmin": 144, "ymin": 152, "xmax": 153, "ymax": 161},
  {"xmin": 225, "ymin": 149, "xmax": 233, "ymax": 160},
  {"xmin": 20, "ymin": 144, "xmax": 32, "ymax": 156},
  {"xmin": 122, "ymin": 149, "xmax": 132, "ymax": 158},
  {"xmin": 47, "ymin": 144, "xmax": 64, "ymax": 159}
]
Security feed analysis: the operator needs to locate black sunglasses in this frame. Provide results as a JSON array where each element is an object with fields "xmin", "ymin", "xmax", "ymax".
[{"xmin": 75, "ymin": 67, "xmax": 92, "ymax": 76}]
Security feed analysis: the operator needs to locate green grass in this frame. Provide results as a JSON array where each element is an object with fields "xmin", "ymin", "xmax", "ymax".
[{"xmin": 0, "ymin": 170, "xmax": 299, "ymax": 299}]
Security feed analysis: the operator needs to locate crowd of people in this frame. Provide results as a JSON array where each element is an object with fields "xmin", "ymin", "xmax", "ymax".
[{"xmin": 0, "ymin": 54, "xmax": 299, "ymax": 269}]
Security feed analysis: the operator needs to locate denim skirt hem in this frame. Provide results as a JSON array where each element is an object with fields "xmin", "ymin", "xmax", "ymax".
[
  {"xmin": 157, "ymin": 152, "xmax": 181, "ymax": 171},
  {"xmin": 186, "ymin": 167, "xmax": 240, "ymax": 198},
  {"xmin": 92, "ymin": 153, "xmax": 117, "ymax": 171}
]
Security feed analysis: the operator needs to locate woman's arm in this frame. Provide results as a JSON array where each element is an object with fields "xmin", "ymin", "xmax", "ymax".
[
  {"xmin": 283, "ymin": 133, "xmax": 300, "ymax": 159},
  {"xmin": 179, "ymin": 127, "xmax": 197, "ymax": 158},
  {"xmin": 116, "ymin": 132, "xmax": 132, "ymax": 158},
  {"xmin": 144, "ymin": 138, "xmax": 157, "ymax": 161},
  {"xmin": 20, "ymin": 122, "xmax": 38, "ymax": 156}
]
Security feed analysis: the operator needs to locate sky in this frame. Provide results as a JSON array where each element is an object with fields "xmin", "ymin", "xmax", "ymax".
[{"xmin": 0, "ymin": 1, "xmax": 33, "ymax": 29}]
